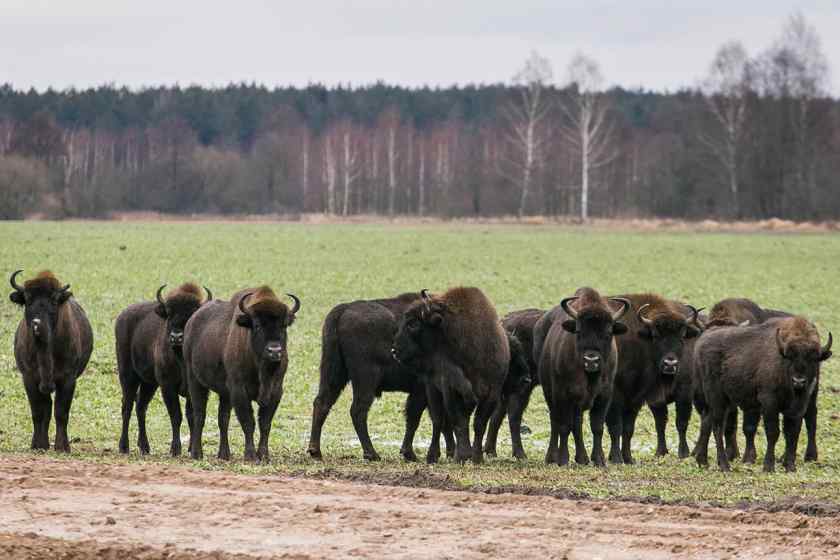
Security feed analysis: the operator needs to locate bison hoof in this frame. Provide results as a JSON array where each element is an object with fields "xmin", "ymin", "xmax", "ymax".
[
  {"xmin": 763, "ymin": 462, "xmax": 775, "ymax": 473},
  {"xmin": 363, "ymin": 451, "xmax": 381, "ymax": 462},
  {"xmin": 678, "ymin": 445, "xmax": 690, "ymax": 459},
  {"xmin": 307, "ymin": 447, "xmax": 323, "ymax": 460},
  {"xmin": 401, "ymin": 448, "xmax": 418, "ymax": 462},
  {"xmin": 513, "ymin": 449, "xmax": 527, "ymax": 461},
  {"xmin": 575, "ymin": 452, "xmax": 590, "ymax": 466},
  {"xmin": 695, "ymin": 455, "xmax": 709, "ymax": 469},
  {"xmin": 170, "ymin": 444, "xmax": 181, "ymax": 457},
  {"xmin": 726, "ymin": 447, "xmax": 740, "ymax": 461},
  {"xmin": 426, "ymin": 451, "xmax": 440, "ymax": 465},
  {"xmin": 783, "ymin": 461, "xmax": 796, "ymax": 473},
  {"xmin": 655, "ymin": 448, "xmax": 668, "ymax": 457},
  {"xmin": 804, "ymin": 448, "xmax": 817, "ymax": 462},
  {"xmin": 244, "ymin": 451, "xmax": 258, "ymax": 462},
  {"xmin": 742, "ymin": 449, "xmax": 757, "ymax": 464}
]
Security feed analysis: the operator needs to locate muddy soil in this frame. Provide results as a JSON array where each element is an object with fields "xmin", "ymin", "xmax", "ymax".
[{"xmin": 0, "ymin": 454, "xmax": 838, "ymax": 559}]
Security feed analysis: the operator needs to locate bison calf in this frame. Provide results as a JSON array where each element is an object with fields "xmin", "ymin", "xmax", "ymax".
[
  {"xmin": 114, "ymin": 283, "xmax": 212, "ymax": 456},
  {"xmin": 185, "ymin": 287, "xmax": 299, "ymax": 462},
  {"xmin": 535, "ymin": 288, "xmax": 630, "ymax": 467},
  {"xmin": 693, "ymin": 317, "xmax": 831, "ymax": 472},
  {"xmin": 10, "ymin": 270, "xmax": 93, "ymax": 452}
]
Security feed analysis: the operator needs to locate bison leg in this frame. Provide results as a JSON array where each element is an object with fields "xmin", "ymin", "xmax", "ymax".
[
  {"xmin": 118, "ymin": 374, "xmax": 140, "ymax": 454},
  {"xmin": 572, "ymin": 408, "xmax": 589, "ymax": 465},
  {"xmin": 25, "ymin": 381, "xmax": 52, "ymax": 451},
  {"xmin": 711, "ymin": 408, "xmax": 731, "ymax": 472},
  {"xmin": 694, "ymin": 411, "xmax": 713, "ymax": 468},
  {"xmin": 188, "ymin": 380, "xmax": 209, "ymax": 460},
  {"xmin": 471, "ymin": 398, "xmax": 497, "ymax": 465},
  {"xmin": 620, "ymin": 407, "xmax": 639, "ymax": 465},
  {"xmin": 803, "ymin": 388, "xmax": 818, "ymax": 462},
  {"xmin": 606, "ymin": 403, "xmax": 623, "ymax": 465},
  {"xmin": 306, "ymin": 382, "xmax": 345, "ymax": 461},
  {"xmin": 257, "ymin": 400, "xmax": 279, "ymax": 463},
  {"xmin": 185, "ymin": 397, "xmax": 194, "ymax": 456},
  {"xmin": 349, "ymin": 391, "xmax": 379, "ymax": 461},
  {"xmin": 443, "ymin": 429, "xmax": 456, "ymax": 458},
  {"xmin": 508, "ymin": 388, "xmax": 534, "ymax": 460},
  {"xmin": 53, "ymin": 380, "xmax": 76, "ymax": 453},
  {"xmin": 650, "ymin": 404, "xmax": 669, "ymax": 457},
  {"xmin": 135, "ymin": 381, "xmax": 157, "ymax": 456},
  {"xmin": 217, "ymin": 395, "xmax": 232, "ymax": 461},
  {"xmin": 232, "ymin": 392, "xmax": 257, "ymax": 462},
  {"xmin": 741, "ymin": 408, "xmax": 760, "ymax": 464},
  {"xmin": 724, "ymin": 408, "xmax": 740, "ymax": 461},
  {"xmin": 400, "ymin": 388, "xmax": 425, "ymax": 462},
  {"xmin": 425, "ymin": 389, "xmax": 445, "ymax": 464},
  {"xmin": 675, "ymin": 398, "xmax": 692, "ymax": 459},
  {"xmin": 762, "ymin": 412, "xmax": 780, "ymax": 473},
  {"xmin": 483, "ymin": 397, "xmax": 507, "ymax": 458},
  {"xmin": 589, "ymin": 397, "xmax": 609, "ymax": 467},
  {"xmin": 782, "ymin": 415, "xmax": 802, "ymax": 473},
  {"xmin": 160, "ymin": 385, "xmax": 184, "ymax": 457}
]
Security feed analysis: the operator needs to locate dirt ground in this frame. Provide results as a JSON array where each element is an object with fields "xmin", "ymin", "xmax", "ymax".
[{"xmin": 0, "ymin": 455, "xmax": 838, "ymax": 559}]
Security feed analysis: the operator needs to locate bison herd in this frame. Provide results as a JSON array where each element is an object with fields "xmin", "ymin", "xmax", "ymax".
[{"xmin": 8, "ymin": 270, "xmax": 833, "ymax": 473}]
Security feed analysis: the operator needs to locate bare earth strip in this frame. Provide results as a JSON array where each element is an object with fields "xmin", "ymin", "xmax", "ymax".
[{"xmin": 0, "ymin": 455, "xmax": 838, "ymax": 559}]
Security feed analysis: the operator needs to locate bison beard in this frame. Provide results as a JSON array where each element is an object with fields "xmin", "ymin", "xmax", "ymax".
[
  {"xmin": 10, "ymin": 270, "xmax": 93, "ymax": 453},
  {"xmin": 391, "ymin": 287, "xmax": 509, "ymax": 464},
  {"xmin": 693, "ymin": 316, "xmax": 832, "ymax": 473},
  {"xmin": 185, "ymin": 286, "xmax": 299, "ymax": 462}
]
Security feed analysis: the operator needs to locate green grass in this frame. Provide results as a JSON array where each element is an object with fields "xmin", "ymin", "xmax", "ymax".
[{"xmin": 1, "ymin": 221, "xmax": 839, "ymax": 506}]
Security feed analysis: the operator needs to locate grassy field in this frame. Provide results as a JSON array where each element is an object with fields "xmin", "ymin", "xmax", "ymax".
[{"xmin": 1, "ymin": 221, "xmax": 838, "ymax": 507}]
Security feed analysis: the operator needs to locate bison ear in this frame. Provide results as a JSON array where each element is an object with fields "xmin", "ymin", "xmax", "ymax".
[
  {"xmin": 612, "ymin": 322, "xmax": 629, "ymax": 336},
  {"xmin": 637, "ymin": 326, "xmax": 653, "ymax": 339},
  {"xmin": 154, "ymin": 304, "xmax": 168, "ymax": 319},
  {"xmin": 9, "ymin": 291, "xmax": 25, "ymax": 306},
  {"xmin": 427, "ymin": 312, "xmax": 443, "ymax": 327},
  {"xmin": 56, "ymin": 290, "xmax": 73, "ymax": 305},
  {"xmin": 684, "ymin": 325, "xmax": 701, "ymax": 339},
  {"xmin": 561, "ymin": 319, "xmax": 577, "ymax": 333},
  {"xmin": 820, "ymin": 349, "xmax": 833, "ymax": 362},
  {"xmin": 236, "ymin": 314, "xmax": 253, "ymax": 329},
  {"xmin": 285, "ymin": 314, "xmax": 296, "ymax": 328}
]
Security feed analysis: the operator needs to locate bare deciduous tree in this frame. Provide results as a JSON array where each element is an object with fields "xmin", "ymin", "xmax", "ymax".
[
  {"xmin": 502, "ymin": 50, "xmax": 552, "ymax": 218},
  {"xmin": 700, "ymin": 41, "xmax": 752, "ymax": 218},
  {"xmin": 560, "ymin": 53, "xmax": 617, "ymax": 221}
]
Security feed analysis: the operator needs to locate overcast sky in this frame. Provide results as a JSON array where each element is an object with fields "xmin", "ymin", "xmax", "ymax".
[{"xmin": 1, "ymin": 1, "xmax": 837, "ymax": 93}]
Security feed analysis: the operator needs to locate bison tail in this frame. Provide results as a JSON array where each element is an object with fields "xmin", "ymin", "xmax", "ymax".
[{"xmin": 317, "ymin": 304, "xmax": 351, "ymax": 396}]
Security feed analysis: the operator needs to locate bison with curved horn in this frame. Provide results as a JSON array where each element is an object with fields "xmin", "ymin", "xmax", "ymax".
[
  {"xmin": 10, "ymin": 270, "xmax": 93, "ymax": 452},
  {"xmin": 185, "ymin": 286, "xmax": 300, "ymax": 462},
  {"xmin": 114, "ymin": 282, "xmax": 213, "ymax": 456}
]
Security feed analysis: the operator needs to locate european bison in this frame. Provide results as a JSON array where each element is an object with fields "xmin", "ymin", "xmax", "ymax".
[
  {"xmin": 114, "ymin": 283, "xmax": 212, "ymax": 456},
  {"xmin": 483, "ymin": 308, "xmax": 544, "ymax": 460},
  {"xmin": 693, "ymin": 316, "xmax": 832, "ymax": 472},
  {"xmin": 185, "ymin": 286, "xmax": 300, "ymax": 461},
  {"xmin": 10, "ymin": 270, "xmax": 93, "ymax": 452},
  {"xmin": 705, "ymin": 297, "xmax": 819, "ymax": 463},
  {"xmin": 534, "ymin": 288, "xmax": 630, "ymax": 467},
  {"xmin": 607, "ymin": 294, "xmax": 701, "ymax": 464},
  {"xmin": 391, "ymin": 287, "xmax": 509, "ymax": 464},
  {"xmin": 306, "ymin": 292, "xmax": 455, "ymax": 462}
]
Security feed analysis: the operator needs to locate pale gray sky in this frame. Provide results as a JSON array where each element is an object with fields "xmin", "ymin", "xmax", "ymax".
[{"xmin": 1, "ymin": 1, "xmax": 837, "ymax": 92}]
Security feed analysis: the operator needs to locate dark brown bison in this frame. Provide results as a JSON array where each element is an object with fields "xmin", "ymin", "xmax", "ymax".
[
  {"xmin": 10, "ymin": 270, "xmax": 93, "ymax": 452},
  {"xmin": 693, "ymin": 316, "xmax": 831, "ymax": 472},
  {"xmin": 534, "ymin": 288, "xmax": 630, "ymax": 467},
  {"xmin": 306, "ymin": 292, "xmax": 456, "ymax": 463},
  {"xmin": 391, "ymin": 287, "xmax": 509, "ymax": 464},
  {"xmin": 607, "ymin": 294, "xmax": 701, "ymax": 464},
  {"xmin": 704, "ymin": 298, "xmax": 818, "ymax": 464},
  {"xmin": 114, "ymin": 283, "xmax": 212, "ymax": 456},
  {"xmin": 483, "ymin": 308, "xmax": 544, "ymax": 460},
  {"xmin": 185, "ymin": 286, "xmax": 300, "ymax": 462}
]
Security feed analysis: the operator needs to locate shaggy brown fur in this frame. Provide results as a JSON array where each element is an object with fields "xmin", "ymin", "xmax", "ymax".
[
  {"xmin": 22, "ymin": 270, "xmax": 65, "ymax": 292},
  {"xmin": 244, "ymin": 286, "xmax": 291, "ymax": 320}
]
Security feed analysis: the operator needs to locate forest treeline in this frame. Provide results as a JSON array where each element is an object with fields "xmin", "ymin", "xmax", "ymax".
[{"xmin": 1, "ymin": 14, "xmax": 838, "ymax": 221}]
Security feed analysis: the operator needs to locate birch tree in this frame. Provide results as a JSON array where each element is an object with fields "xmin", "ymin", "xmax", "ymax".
[
  {"xmin": 502, "ymin": 50, "xmax": 552, "ymax": 218},
  {"xmin": 560, "ymin": 53, "xmax": 617, "ymax": 221},
  {"xmin": 341, "ymin": 124, "xmax": 361, "ymax": 216},
  {"xmin": 699, "ymin": 41, "xmax": 752, "ymax": 218}
]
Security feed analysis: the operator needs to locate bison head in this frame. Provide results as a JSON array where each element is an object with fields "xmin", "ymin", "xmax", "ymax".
[
  {"xmin": 9, "ymin": 270, "xmax": 72, "ymax": 343},
  {"xmin": 155, "ymin": 283, "xmax": 212, "ymax": 349},
  {"xmin": 236, "ymin": 288, "xmax": 300, "ymax": 364},
  {"xmin": 776, "ymin": 320, "xmax": 832, "ymax": 392},
  {"xmin": 561, "ymin": 294, "xmax": 630, "ymax": 374},
  {"xmin": 637, "ymin": 303, "xmax": 703, "ymax": 376},
  {"xmin": 391, "ymin": 289, "xmax": 446, "ymax": 368}
]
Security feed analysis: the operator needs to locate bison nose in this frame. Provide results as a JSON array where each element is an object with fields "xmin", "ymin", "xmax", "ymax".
[
  {"xmin": 169, "ymin": 330, "xmax": 184, "ymax": 346},
  {"xmin": 264, "ymin": 343, "xmax": 284, "ymax": 362},
  {"xmin": 31, "ymin": 318, "xmax": 42, "ymax": 336},
  {"xmin": 583, "ymin": 351, "xmax": 601, "ymax": 373},
  {"xmin": 662, "ymin": 356, "xmax": 679, "ymax": 375},
  {"xmin": 391, "ymin": 347, "xmax": 401, "ymax": 363},
  {"xmin": 792, "ymin": 375, "xmax": 808, "ymax": 390}
]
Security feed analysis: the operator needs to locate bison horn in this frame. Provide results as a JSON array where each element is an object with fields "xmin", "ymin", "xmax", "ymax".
[
  {"xmin": 238, "ymin": 292, "xmax": 254, "ymax": 315},
  {"xmin": 609, "ymin": 297, "xmax": 632, "ymax": 321},
  {"xmin": 156, "ymin": 284, "xmax": 167, "ymax": 306},
  {"xmin": 59, "ymin": 283, "xmax": 71, "ymax": 293},
  {"xmin": 10, "ymin": 269, "xmax": 24, "ymax": 293},
  {"xmin": 686, "ymin": 305, "xmax": 703, "ymax": 324},
  {"xmin": 421, "ymin": 289, "xmax": 431, "ymax": 302},
  {"xmin": 776, "ymin": 328, "xmax": 787, "ymax": 359},
  {"xmin": 203, "ymin": 286, "xmax": 213, "ymax": 302},
  {"xmin": 821, "ymin": 331, "xmax": 833, "ymax": 356},
  {"xmin": 560, "ymin": 296, "xmax": 580, "ymax": 320},
  {"xmin": 286, "ymin": 293, "xmax": 301, "ymax": 315},
  {"xmin": 637, "ymin": 304, "xmax": 654, "ymax": 326}
]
